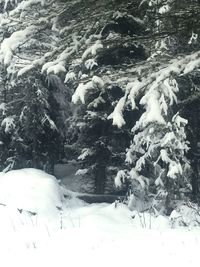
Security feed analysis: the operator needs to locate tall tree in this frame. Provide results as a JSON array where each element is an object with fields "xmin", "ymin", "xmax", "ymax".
[{"xmin": 0, "ymin": 0, "xmax": 200, "ymax": 212}]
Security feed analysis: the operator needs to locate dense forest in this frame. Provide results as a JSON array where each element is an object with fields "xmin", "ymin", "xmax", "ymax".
[{"xmin": 0, "ymin": 0, "xmax": 199, "ymax": 214}]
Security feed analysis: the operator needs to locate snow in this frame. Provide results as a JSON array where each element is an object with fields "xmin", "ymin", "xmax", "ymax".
[
  {"xmin": 72, "ymin": 82, "xmax": 92, "ymax": 104},
  {"xmin": 82, "ymin": 40, "xmax": 103, "ymax": 60},
  {"xmin": 188, "ymin": 32, "xmax": 198, "ymax": 45},
  {"xmin": 0, "ymin": 27, "xmax": 35, "ymax": 65},
  {"xmin": 183, "ymin": 57, "xmax": 200, "ymax": 75},
  {"xmin": 72, "ymin": 76, "xmax": 104, "ymax": 104},
  {"xmin": 0, "ymin": 168, "xmax": 199, "ymax": 266},
  {"xmin": 85, "ymin": 58, "xmax": 98, "ymax": 69},
  {"xmin": 64, "ymin": 71, "xmax": 76, "ymax": 83},
  {"xmin": 127, "ymin": 80, "xmax": 144, "ymax": 109},
  {"xmin": 160, "ymin": 149, "xmax": 183, "ymax": 179},
  {"xmin": 78, "ymin": 148, "xmax": 93, "ymax": 160},
  {"xmin": 0, "ymin": 103, "xmax": 7, "ymax": 114},
  {"xmin": 0, "ymin": 169, "xmax": 62, "ymax": 224},
  {"xmin": 159, "ymin": 4, "xmax": 170, "ymax": 14},
  {"xmin": 9, "ymin": 0, "xmax": 45, "ymax": 16},
  {"xmin": 92, "ymin": 75, "xmax": 104, "ymax": 88},
  {"xmin": 173, "ymin": 113, "xmax": 188, "ymax": 127},
  {"xmin": 108, "ymin": 96, "xmax": 126, "ymax": 128},
  {"xmin": 1, "ymin": 116, "xmax": 15, "ymax": 133},
  {"xmin": 75, "ymin": 168, "xmax": 88, "ymax": 175},
  {"xmin": 113, "ymin": 51, "xmax": 200, "ymax": 131},
  {"xmin": 115, "ymin": 170, "xmax": 126, "ymax": 187},
  {"xmin": 46, "ymin": 63, "xmax": 66, "ymax": 75},
  {"xmin": 162, "ymin": 78, "xmax": 178, "ymax": 105},
  {"xmin": 41, "ymin": 114, "xmax": 58, "ymax": 130},
  {"xmin": 140, "ymin": 90, "xmax": 166, "ymax": 126},
  {"xmin": 17, "ymin": 64, "xmax": 35, "ymax": 77}
]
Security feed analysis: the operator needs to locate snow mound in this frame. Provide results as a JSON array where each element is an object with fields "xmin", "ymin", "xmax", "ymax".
[{"xmin": 0, "ymin": 168, "xmax": 62, "ymax": 219}]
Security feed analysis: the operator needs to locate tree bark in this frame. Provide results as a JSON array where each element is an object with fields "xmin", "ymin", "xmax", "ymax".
[
  {"xmin": 94, "ymin": 163, "xmax": 106, "ymax": 194},
  {"xmin": 191, "ymin": 158, "xmax": 199, "ymax": 202}
]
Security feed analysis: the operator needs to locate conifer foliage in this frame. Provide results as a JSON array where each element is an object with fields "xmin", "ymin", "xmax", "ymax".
[{"xmin": 0, "ymin": 0, "xmax": 199, "ymax": 212}]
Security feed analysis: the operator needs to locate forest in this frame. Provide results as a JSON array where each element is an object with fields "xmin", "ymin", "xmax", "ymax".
[{"xmin": 0, "ymin": 0, "xmax": 200, "ymax": 217}]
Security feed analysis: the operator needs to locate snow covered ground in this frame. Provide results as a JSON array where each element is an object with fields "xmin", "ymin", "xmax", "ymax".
[{"xmin": 0, "ymin": 168, "xmax": 199, "ymax": 267}]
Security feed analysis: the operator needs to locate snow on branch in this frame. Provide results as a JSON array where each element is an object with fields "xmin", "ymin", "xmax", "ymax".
[
  {"xmin": 1, "ymin": 116, "xmax": 15, "ymax": 133},
  {"xmin": 82, "ymin": 40, "xmax": 103, "ymax": 60},
  {"xmin": 0, "ymin": 26, "xmax": 35, "ymax": 65},
  {"xmin": 78, "ymin": 148, "xmax": 93, "ymax": 160},
  {"xmin": 72, "ymin": 76, "xmax": 105, "ymax": 104},
  {"xmin": 41, "ymin": 114, "xmax": 58, "ymax": 131},
  {"xmin": 139, "ymin": 90, "xmax": 166, "ymax": 126},
  {"xmin": 108, "ymin": 51, "xmax": 200, "ymax": 129},
  {"xmin": 115, "ymin": 170, "xmax": 127, "ymax": 187},
  {"xmin": 8, "ymin": 0, "xmax": 46, "ymax": 16},
  {"xmin": 108, "ymin": 96, "xmax": 126, "ymax": 128},
  {"xmin": 127, "ymin": 80, "xmax": 144, "ymax": 110},
  {"xmin": 0, "ymin": 0, "xmax": 68, "ymax": 76}
]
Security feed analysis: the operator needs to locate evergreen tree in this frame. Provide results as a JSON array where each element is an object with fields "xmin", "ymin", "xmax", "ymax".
[
  {"xmin": 111, "ymin": 0, "xmax": 200, "ymax": 213},
  {"xmin": 0, "ymin": 0, "xmax": 71, "ymax": 172},
  {"xmin": 0, "ymin": 0, "xmax": 200, "ymax": 212}
]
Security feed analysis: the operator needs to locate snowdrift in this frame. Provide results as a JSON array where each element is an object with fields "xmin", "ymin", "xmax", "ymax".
[
  {"xmin": 0, "ymin": 168, "xmax": 63, "ymax": 229},
  {"xmin": 0, "ymin": 168, "xmax": 199, "ymax": 267}
]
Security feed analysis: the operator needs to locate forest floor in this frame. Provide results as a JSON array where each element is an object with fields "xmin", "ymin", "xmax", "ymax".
[{"xmin": 0, "ymin": 168, "xmax": 199, "ymax": 267}]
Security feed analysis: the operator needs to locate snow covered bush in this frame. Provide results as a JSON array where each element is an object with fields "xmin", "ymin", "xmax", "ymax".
[{"xmin": 170, "ymin": 202, "xmax": 200, "ymax": 227}]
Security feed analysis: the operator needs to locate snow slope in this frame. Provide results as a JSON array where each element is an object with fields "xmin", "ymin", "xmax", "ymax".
[{"xmin": 0, "ymin": 168, "xmax": 199, "ymax": 267}]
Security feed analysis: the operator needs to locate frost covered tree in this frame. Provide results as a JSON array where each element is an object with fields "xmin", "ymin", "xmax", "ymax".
[
  {"xmin": 65, "ymin": 0, "xmax": 199, "ymax": 208},
  {"xmin": 0, "ymin": 0, "xmax": 141, "ymax": 177},
  {"xmin": 0, "ymin": 0, "xmax": 200, "ymax": 211},
  {"xmin": 67, "ymin": 0, "xmax": 199, "ymax": 206},
  {"xmin": 67, "ymin": 2, "xmax": 147, "ymax": 194},
  {"xmin": 111, "ymin": 0, "xmax": 200, "ymax": 213},
  {"xmin": 71, "ymin": 77, "xmax": 133, "ymax": 194},
  {"xmin": 0, "ymin": 0, "xmax": 71, "ymax": 171},
  {"xmin": 0, "ymin": 70, "xmax": 68, "ymax": 172}
]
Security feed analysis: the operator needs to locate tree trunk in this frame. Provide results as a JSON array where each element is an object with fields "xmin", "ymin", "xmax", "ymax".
[
  {"xmin": 191, "ymin": 159, "xmax": 199, "ymax": 202},
  {"xmin": 94, "ymin": 164, "xmax": 106, "ymax": 194}
]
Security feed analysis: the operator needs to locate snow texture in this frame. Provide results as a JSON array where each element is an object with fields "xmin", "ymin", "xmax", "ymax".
[
  {"xmin": 0, "ymin": 169, "xmax": 199, "ymax": 267},
  {"xmin": 72, "ymin": 76, "xmax": 104, "ymax": 104},
  {"xmin": 139, "ymin": 90, "xmax": 166, "ymax": 126},
  {"xmin": 115, "ymin": 170, "xmax": 126, "ymax": 187},
  {"xmin": 82, "ymin": 40, "xmax": 103, "ymax": 60},
  {"xmin": 75, "ymin": 168, "xmax": 88, "ymax": 176},
  {"xmin": 0, "ymin": 27, "xmax": 35, "ymax": 65},
  {"xmin": 0, "ymin": 169, "xmax": 62, "ymax": 224},
  {"xmin": 108, "ymin": 96, "xmax": 126, "ymax": 128},
  {"xmin": 1, "ymin": 116, "xmax": 15, "ymax": 133},
  {"xmin": 78, "ymin": 148, "xmax": 93, "ymax": 160}
]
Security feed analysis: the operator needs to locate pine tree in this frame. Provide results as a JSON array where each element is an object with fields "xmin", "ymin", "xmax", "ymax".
[
  {"xmin": 0, "ymin": 0, "xmax": 200, "ymax": 211},
  {"xmin": 111, "ymin": 0, "xmax": 200, "ymax": 213},
  {"xmin": 71, "ymin": 79, "xmax": 133, "ymax": 194},
  {"xmin": 0, "ymin": 0, "xmax": 71, "ymax": 172}
]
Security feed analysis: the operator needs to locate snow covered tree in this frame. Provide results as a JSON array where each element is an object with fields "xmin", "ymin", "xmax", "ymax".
[
  {"xmin": 66, "ymin": 2, "xmax": 148, "ymax": 194},
  {"xmin": 0, "ymin": 0, "xmax": 200, "ymax": 212},
  {"xmin": 110, "ymin": 0, "xmax": 200, "ymax": 213},
  {"xmin": 63, "ymin": 0, "xmax": 199, "ymax": 207},
  {"xmin": 0, "ymin": 0, "xmax": 72, "ymax": 172},
  {"xmin": 70, "ymin": 79, "xmax": 133, "ymax": 194},
  {"xmin": 0, "ymin": 70, "xmax": 68, "ymax": 172}
]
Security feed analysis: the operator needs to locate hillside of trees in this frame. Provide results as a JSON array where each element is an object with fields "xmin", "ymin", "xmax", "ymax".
[{"xmin": 0, "ymin": 0, "xmax": 199, "ymax": 214}]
